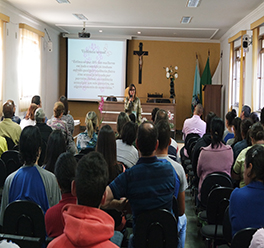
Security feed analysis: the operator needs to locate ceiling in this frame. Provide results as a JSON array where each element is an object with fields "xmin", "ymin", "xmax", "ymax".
[{"xmin": 3, "ymin": 0, "xmax": 264, "ymax": 41}]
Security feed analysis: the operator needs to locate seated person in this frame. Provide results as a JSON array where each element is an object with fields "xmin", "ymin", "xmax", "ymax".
[
  {"xmin": 116, "ymin": 112, "xmax": 130, "ymax": 139},
  {"xmin": 20, "ymin": 103, "xmax": 38, "ymax": 130},
  {"xmin": 227, "ymin": 117, "xmax": 242, "ymax": 146},
  {"xmin": 116, "ymin": 121, "xmax": 139, "ymax": 168},
  {"xmin": 45, "ymin": 152, "xmax": 77, "ymax": 238},
  {"xmin": 1, "ymin": 99, "xmax": 21, "ymax": 124},
  {"xmin": 48, "ymin": 152, "xmax": 118, "ymax": 248},
  {"xmin": 59, "ymin": 95, "xmax": 75, "ymax": 135},
  {"xmin": 230, "ymin": 145, "xmax": 264, "ymax": 237},
  {"xmin": 0, "ymin": 126, "xmax": 61, "ymax": 225},
  {"xmin": 223, "ymin": 109, "xmax": 236, "ymax": 143}
]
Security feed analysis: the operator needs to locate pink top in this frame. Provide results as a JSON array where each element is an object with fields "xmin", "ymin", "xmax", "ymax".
[
  {"xmin": 197, "ymin": 143, "xmax": 233, "ymax": 200},
  {"xmin": 182, "ymin": 115, "xmax": 206, "ymax": 140}
]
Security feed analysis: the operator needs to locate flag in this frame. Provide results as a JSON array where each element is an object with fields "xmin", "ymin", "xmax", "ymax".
[
  {"xmin": 191, "ymin": 59, "xmax": 201, "ymax": 112},
  {"xmin": 212, "ymin": 56, "xmax": 222, "ymax": 85},
  {"xmin": 200, "ymin": 56, "xmax": 212, "ymax": 103}
]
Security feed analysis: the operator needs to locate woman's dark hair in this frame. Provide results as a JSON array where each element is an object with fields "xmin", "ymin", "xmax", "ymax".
[
  {"xmin": 54, "ymin": 152, "xmax": 77, "ymax": 193},
  {"xmin": 96, "ymin": 125, "xmax": 118, "ymax": 182},
  {"xmin": 210, "ymin": 117, "xmax": 224, "ymax": 148},
  {"xmin": 249, "ymin": 112, "xmax": 259, "ymax": 124},
  {"xmin": 245, "ymin": 145, "xmax": 264, "ymax": 183},
  {"xmin": 116, "ymin": 112, "xmax": 130, "ymax": 137},
  {"xmin": 241, "ymin": 118, "xmax": 253, "ymax": 146},
  {"xmin": 128, "ymin": 83, "xmax": 137, "ymax": 98},
  {"xmin": 44, "ymin": 130, "xmax": 66, "ymax": 173},
  {"xmin": 151, "ymin": 107, "xmax": 160, "ymax": 122},
  {"xmin": 205, "ymin": 111, "xmax": 216, "ymax": 133},
  {"xmin": 249, "ymin": 122, "xmax": 264, "ymax": 143},
  {"xmin": 59, "ymin": 95, "xmax": 68, "ymax": 115},
  {"xmin": 122, "ymin": 121, "xmax": 138, "ymax": 146},
  {"xmin": 19, "ymin": 126, "xmax": 42, "ymax": 165},
  {"xmin": 232, "ymin": 117, "xmax": 242, "ymax": 145},
  {"xmin": 261, "ymin": 107, "xmax": 264, "ymax": 125},
  {"xmin": 226, "ymin": 109, "xmax": 237, "ymax": 127}
]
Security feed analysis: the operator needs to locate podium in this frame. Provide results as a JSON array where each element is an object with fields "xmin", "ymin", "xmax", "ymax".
[{"xmin": 203, "ymin": 84, "xmax": 222, "ymax": 118}]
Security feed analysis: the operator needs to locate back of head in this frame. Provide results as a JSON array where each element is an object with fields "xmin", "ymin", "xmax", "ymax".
[
  {"xmin": 210, "ymin": 117, "xmax": 224, "ymax": 148},
  {"xmin": 241, "ymin": 118, "xmax": 253, "ymax": 145},
  {"xmin": 117, "ymin": 112, "xmax": 130, "ymax": 136},
  {"xmin": 7, "ymin": 100, "xmax": 15, "ymax": 109},
  {"xmin": 85, "ymin": 111, "xmax": 98, "ymax": 138},
  {"xmin": 76, "ymin": 151, "xmax": 108, "ymax": 207},
  {"xmin": 122, "ymin": 121, "xmax": 138, "ymax": 146},
  {"xmin": 35, "ymin": 108, "xmax": 46, "ymax": 124},
  {"xmin": 261, "ymin": 107, "xmax": 264, "ymax": 125},
  {"xmin": 151, "ymin": 107, "xmax": 160, "ymax": 122},
  {"xmin": 194, "ymin": 103, "xmax": 203, "ymax": 116},
  {"xmin": 44, "ymin": 130, "xmax": 66, "ymax": 173},
  {"xmin": 245, "ymin": 145, "xmax": 264, "ymax": 183},
  {"xmin": 137, "ymin": 121, "xmax": 158, "ymax": 156},
  {"xmin": 226, "ymin": 109, "xmax": 237, "ymax": 126},
  {"xmin": 59, "ymin": 95, "xmax": 68, "ymax": 115},
  {"xmin": 19, "ymin": 126, "xmax": 42, "ymax": 165},
  {"xmin": 129, "ymin": 113, "xmax": 136, "ymax": 123},
  {"xmin": 25, "ymin": 103, "xmax": 38, "ymax": 120},
  {"xmin": 55, "ymin": 152, "xmax": 77, "ymax": 194},
  {"xmin": 154, "ymin": 109, "xmax": 168, "ymax": 124},
  {"xmin": 249, "ymin": 122, "xmax": 264, "ymax": 142},
  {"xmin": 232, "ymin": 117, "xmax": 242, "ymax": 143},
  {"xmin": 31, "ymin": 95, "xmax": 41, "ymax": 106},
  {"xmin": 3, "ymin": 101, "xmax": 14, "ymax": 118},
  {"xmin": 205, "ymin": 111, "xmax": 216, "ymax": 133},
  {"xmin": 156, "ymin": 120, "xmax": 171, "ymax": 150},
  {"xmin": 249, "ymin": 112, "xmax": 259, "ymax": 124},
  {"xmin": 242, "ymin": 105, "xmax": 251, "ymax": 118},
  {"xmin": 53, "ymin": 101, "xmax": 64, "ymax": 118}
]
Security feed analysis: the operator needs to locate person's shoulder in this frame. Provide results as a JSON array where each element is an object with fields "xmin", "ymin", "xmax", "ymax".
[{"xmin": 35, "ymin": 165, "xmax": 56, "ymax": 179}]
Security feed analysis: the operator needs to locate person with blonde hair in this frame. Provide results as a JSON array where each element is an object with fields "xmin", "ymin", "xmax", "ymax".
[
  {"xmin": 76, "ymin": 111, "xmax": 98, "ymax": 152},
  {"xmin": 20, "ymin": 103, "xmax": 38, "ymax": 130}
]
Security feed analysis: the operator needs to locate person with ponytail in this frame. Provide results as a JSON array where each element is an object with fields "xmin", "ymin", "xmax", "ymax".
[
  {"xmin": 232, "ymin": 122, "xmax": 264, "ymax": 188},
  {"xmin": 197, "ymin": 117, "xmax": 233, "ymax": 201},
  {"xmin": 230, "ymin": 144, "xmax": 264, "ymax": 236},
  {"xmin": 76, "ymin": 111, "xmax": 98, "ymax": 152},
  {"xmin": 223, "ymin": 109, "xmax": 237, "ymax": 143}
]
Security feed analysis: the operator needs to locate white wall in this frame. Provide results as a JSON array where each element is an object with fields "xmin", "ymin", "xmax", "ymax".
[
  {"xmin": 1, "ymin": 0, "xmax": 60, "ymax": 119},
  {"xmin": 220, "ymin": 2, "xmax": 264, "ymax": 115}
]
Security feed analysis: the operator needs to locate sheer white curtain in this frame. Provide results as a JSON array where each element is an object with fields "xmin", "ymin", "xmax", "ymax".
[{"xmin": 18, "ymin": 25, "xmax": 42, "ymax": 112}]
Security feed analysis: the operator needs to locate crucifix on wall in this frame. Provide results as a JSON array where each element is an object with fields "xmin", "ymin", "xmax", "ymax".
[{"xmin": 133, "ymin": 42, "xmax": 148, "ymax": 84}]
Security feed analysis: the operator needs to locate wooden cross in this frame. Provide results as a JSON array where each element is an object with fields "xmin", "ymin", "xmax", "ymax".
[{"xmin": 133, "ymin": 42, "xmax": 148, "ymax": 84}]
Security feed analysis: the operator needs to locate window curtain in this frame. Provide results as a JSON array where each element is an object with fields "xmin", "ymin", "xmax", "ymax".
[
  {"xmin": 0, "ymin": 13, "xmax": 9, "ymax": 115},
  {"xmin": 18, "ymin": 24, "xmax": 44, "ymax": 112},
  {"xmin": 250, "ymin": 16, "xmax": 264, "ymax": 110}
]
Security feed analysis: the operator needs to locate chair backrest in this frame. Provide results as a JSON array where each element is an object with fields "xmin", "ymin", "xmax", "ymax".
[
  {"xmin": 3, "ymin": 200, "xmax": 46, "ymax": 248},
  {"xmin": 231, "ymin": 227, "xmax": 258, "ymax": 248},
  {"xmin": 134, "ymin": 209, "xmax": 178, "ymax": 248},
  {"xmin": 223, "ymin": 206, "xmax": 232, "ymax": 244},
  {"xmin": 200, "ymin": 172, "xmax": 233, "ymax": 208},
  {"xmin": 4, "ymin": 136, "xmax": 15, "ymax": 150},
  {"xmin": 172, "ymin": 196, "xmax": 179, "ymax": 222},
  {"xmin": 0, "ymin": 159, "xmax": 6, "ymax": 188},
  {"xmin": 185, "ymin": 133, "xmax": 200, "ymax": 158},
  {"xmin": 1, "ymin": 150, "xmax": 22, "ymax": 177}
]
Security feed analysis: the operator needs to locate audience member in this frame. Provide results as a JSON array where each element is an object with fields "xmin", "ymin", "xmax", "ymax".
[
  {"xmin": 76, "ymin": 111, "xmax": 98, "ymax": 152},
  {"xmin": 129, "ymin": 113, "xmax": 136, "ymax": 123},
  {"xmin": 48, "ymin": 152, "xmax": 118, "ymax": 248},
  {"xmin": 223, "ymin": 109, "xmax": 236, "ymax": 143},
  {"xmin": 43, "ymin": 130, "xmax": 66, "ymax": 173},
  {"xmin": 227, "ymin": 117, "xmax": 242, "ymax": 146},
  {"xmin": 31, "ymin": 95, "xmax": 48, "ymax": 122},
  {"xmin": 249, "ymin": 228, "xmax": 264, "ymax": 248},
  {"xmin": 1, "ymin": 99, "xmax": 21, "ymax": 124},
  {"xmin": 116, "ymin": 112, "xmax": 130, "ymax": 139},
  {"xmin": 232, "ymin": 122, "xmax": 264, "ymax": 188},
  {"xmin": 250, "ymin": 112, "xmax": 260, "ymax": 123},
  {"xmin": 155, "ymin": 120, "xmax": 187, "ymax": 248},
  {"xmin": 261, "ymin": 107, "xmax": 264, "ymax": 127},
  {"xmin": 116, "ymin": 121, "xmax": 139, "ymax": 168},
  {"xmin": 240, "ymin": 105, "xmax": 251, "ymax": 120},
  {"xmin": 45, "ymin": 152, "xmax": 77, "ymax": 238},
  {"xmin": 20, "ymin": 103, "xmax": 38, "ymax": 130},
  {"xmin": 59, "ymin": 95, "xmax": 74, "ymax": 135},
  {"xmin": 47, "ymin": 102, "xmax": 76, "ymax": 154},
  {"xmin": 197, "ymin": 117, "xmax": 233, "ymax": 201},
  {"xmin": 96, "ymin": 125, "xmax": 124, "ymax": 183},
  {"xmin": 151, "ymin": 107, "xmax": 159, "ymax": 122},
  {"xmin": 230, "ymin": 145, "xmax": 264, "ymax": 236},
  {"xmin": 0, "ymin": 101, "xmax": 21, "ymax": 145},
  {"xmin": 103, "ymin": 122, "xmax": 178, "ymax": 247},
  {"xmin": 0, "ymin": 126, "xmax": 61, "ymax": 225},
  {"xmin": 0, "ymin": 137, "xmax": 7, "ymax": 157},
  {"xmin": 35, "ymin": 108, "xmax": 53, "ymax": 166}
]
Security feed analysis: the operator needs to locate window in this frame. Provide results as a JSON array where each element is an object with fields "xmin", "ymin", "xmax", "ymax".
[
  {"xmin": 256, "ymin": 36, "xmax": 264, "ymax": 110},
  {"xmin": 18, "ymin": 24, "xmax": 44, "ymax": 112}
]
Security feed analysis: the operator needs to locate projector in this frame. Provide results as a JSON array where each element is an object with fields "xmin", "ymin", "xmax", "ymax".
[{"xmin": 78, "ymin": 32, "xmax": 90, "ymax": 38}]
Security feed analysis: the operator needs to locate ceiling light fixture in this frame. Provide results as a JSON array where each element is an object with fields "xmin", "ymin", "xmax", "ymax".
[
  {"xmin": 187, "ymin": 0, "xmax": 200, "ymax": 8},
  {"xmin": 181, "ymin": 16, "xmax": 192, "ymax": 24},
  {"xmin": 56, "ymin": 0, "xmax": 70, "ymax": 4},
  {"xmin": 137, "ymin": 31, "xmax": 141, "ymax": 34},
  {"xmin": 99, "ymin": 30, "xmax": 103, "ymax": 33},
  {"xmin": 73, "ymin": 14, "xmax": 88, "ymax": 21}
]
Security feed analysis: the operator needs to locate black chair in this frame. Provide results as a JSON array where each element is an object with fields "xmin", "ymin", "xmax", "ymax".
[
  {"xmin": 0, "ymin": 159, "xmax": 6, "ymax": 188},
  {"xmin": 200, "ymin": 187, "xmax": 233, "ymax": 248},
  {"xmin": 231, "ymin": 227, "xmax": 258, "ymax": 248},
  {"xmin": 3, "ymin": 200, "xmax": 46, "ymax": 248},
  {"xmin": 134, "ymin": 209, "xmax": 178, "ymax": 248},
  {"xmin": 1, "ymin": 150, "xmax": 22, "ymax": 177},
  {"xmin": 222, "ymin": 206, "xmax": 232, "ymax": 245}
]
